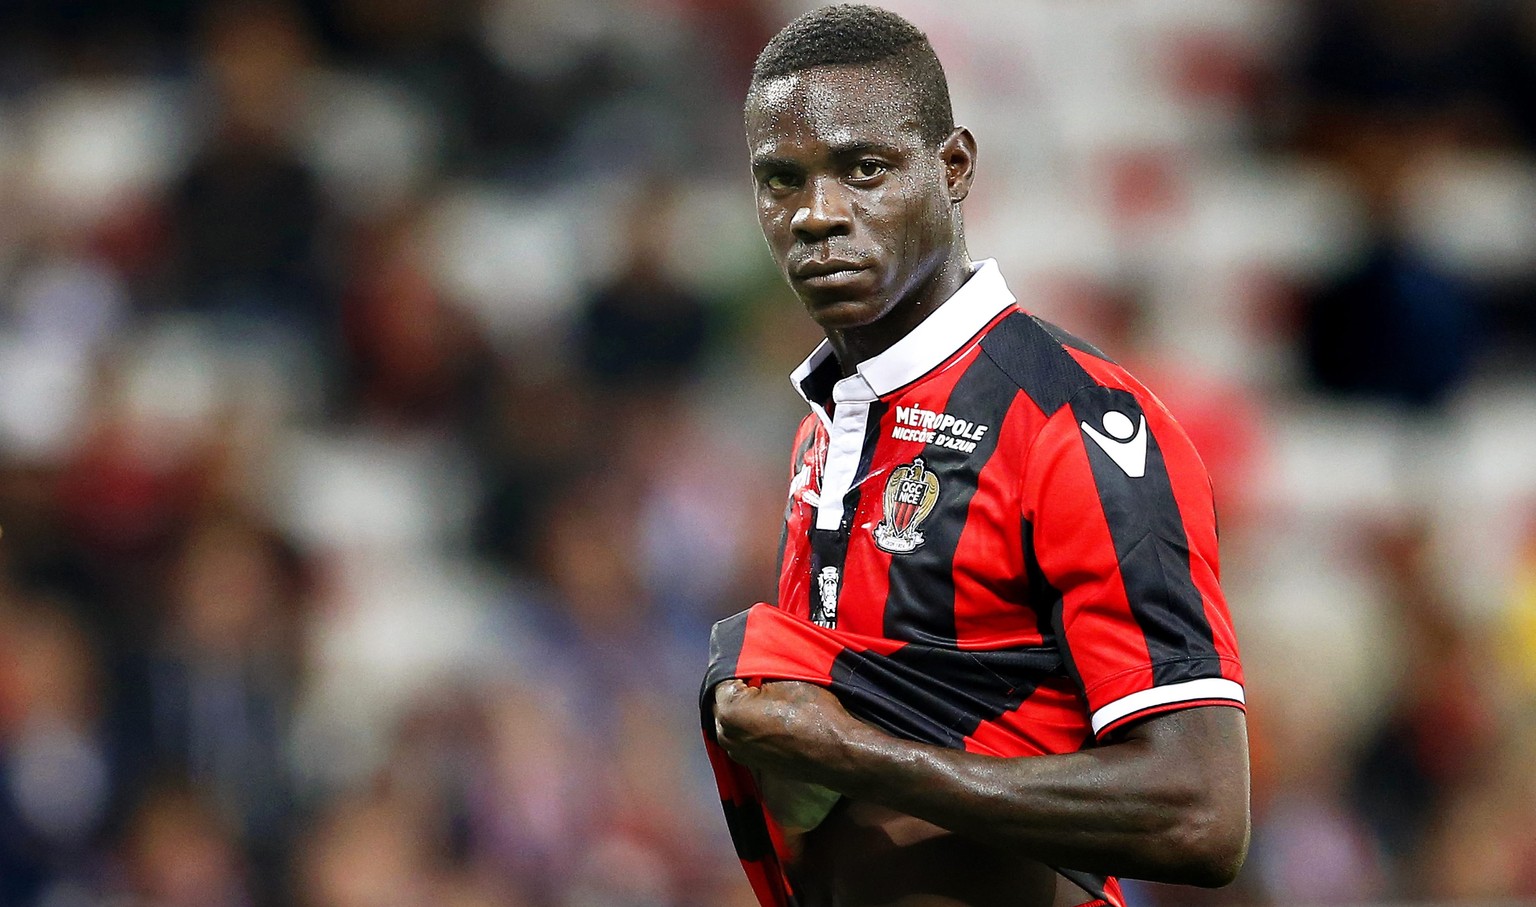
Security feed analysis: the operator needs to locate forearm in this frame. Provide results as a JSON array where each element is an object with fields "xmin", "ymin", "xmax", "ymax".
[
  {"xmin": 711, "ymin": 680, "xmax": 1250, "ymax": 886},
  {"xmin": 799, "ymin": 707, "xmax": 1249, "ymax": 886}
]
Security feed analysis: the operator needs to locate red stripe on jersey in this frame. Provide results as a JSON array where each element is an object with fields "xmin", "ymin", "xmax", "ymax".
[
  {"xmin": 732, "ymin": 600, "xmax": 907, "ymax": 685},
  {"xmin": 951, "ymin": 389, "xmax": 1047, "ymax": 649},
  {"xmin": 963, "ymin": 675, "xmax": 1092, "ymax": 757}
]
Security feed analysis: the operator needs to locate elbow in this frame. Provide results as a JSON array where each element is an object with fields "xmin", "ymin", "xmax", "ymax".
[
  {"xmin": 1178, "ymin": 831, "xmax": 1248, "ymax": 889},
  {"xmin": 1160, "ymin": 799, "xmax": 1250, "ymax": 888},
  {"xmin": 1126, "ymin": 704, "xmax": 1252, "ymax": 887}
]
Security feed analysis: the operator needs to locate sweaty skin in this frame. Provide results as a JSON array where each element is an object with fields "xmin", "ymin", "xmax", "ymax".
[{"xmin": 733, "ymin": 63, "xmax": 1251, "ymax": 906}]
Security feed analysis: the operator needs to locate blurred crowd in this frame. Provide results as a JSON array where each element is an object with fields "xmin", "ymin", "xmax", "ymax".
[{"xmin": 0, "ymin": 1, "xmax": 1531, "ymax": 906}]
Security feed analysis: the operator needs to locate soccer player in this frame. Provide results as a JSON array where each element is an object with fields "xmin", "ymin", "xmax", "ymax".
[{"xmin": 703, "ymin": 6, "xmax": 1250, "ymax": 907}]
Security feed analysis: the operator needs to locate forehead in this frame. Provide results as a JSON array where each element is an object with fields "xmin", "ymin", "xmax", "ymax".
[{"xmin": 745, "ymin": 66, "xmax": 924, "ymax": 158}]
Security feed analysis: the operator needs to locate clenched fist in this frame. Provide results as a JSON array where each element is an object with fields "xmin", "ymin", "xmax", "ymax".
[{"xmin": 711, "ymin": 679, "xmax": 872, "ymax": 782}]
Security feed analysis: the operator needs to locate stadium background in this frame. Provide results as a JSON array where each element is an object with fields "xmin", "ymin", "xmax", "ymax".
[{"xmin": 0, "ymin": 0, "xmax": 1532, "ymax": 904}]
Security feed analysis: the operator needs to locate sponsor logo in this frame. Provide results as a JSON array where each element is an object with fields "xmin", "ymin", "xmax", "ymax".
[
  {"xmin": 873, "ymin": 458, "xmax": 940, "ymax": 554},
  {"xmin": 889, "ymin": 405, "xmax": 989, "ymax": 454},
  {"xmin": 1080, "ymin": 411, "xmax": 1147, "ymax": 478},
  {"xmin": 813, "ymin": 566, "xmax": 840, "ymax": 627}
]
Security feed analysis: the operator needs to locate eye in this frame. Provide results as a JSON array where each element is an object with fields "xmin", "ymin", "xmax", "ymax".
[
  {"xmin": 849, "ymin": 159, "xmax": 887, "ymax": 181},
  {"xmin": 763, "ymin": 172, "xmax": 800, "ymax": 192}
]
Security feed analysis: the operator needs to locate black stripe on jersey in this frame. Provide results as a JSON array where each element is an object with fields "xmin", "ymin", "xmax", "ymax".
[
  {"xmin": 809, "ymin": 402, "xmax": 888, "ymax": 625},
  {"xmin": 1033, "ymin": 315, "xmax": 1115, "ymax": 363},
  {"xmin": 1067, "ymin": 387, "xmax": 1221, "ymax": 683},
  {"xmin": 979, "ymin": 312, "xmax": 1093, "ymax": 416},
  {"xmin": 702, "ymin": 616, "xmax": 769, "ymax": 865},
  {"xmin": 827, "ymin": 643, "xmax": 1061, "ymax": 748},
  {"xmin": 882, "ymin": 357, "xmax": 1015, "ymax": 644},
  {"xmin": 701, "ymin": 610, "xmax": 750, "ymax": 711},
  {"xmin": 774, "ymin": 520, "xmax": 790, "ymax": 592},
  {"xmin": 720, "ymin": 798, "xmax": 774, "ymax": 862},
  {"xmin": 1022, "ymin": 517, "xmax": 1079, "ymax": 686},
  {"xmin": 852, "ymin": 401, "xmax": 888, "ymax": 490}
]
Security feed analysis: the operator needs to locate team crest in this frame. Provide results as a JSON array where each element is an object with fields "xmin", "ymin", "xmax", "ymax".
[{"xmin": 873, "ymin": 458, "xmax": 940, "ymax": 554}]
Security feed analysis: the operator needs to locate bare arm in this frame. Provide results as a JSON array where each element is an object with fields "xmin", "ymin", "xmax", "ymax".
[{"xmin": 712, "ymin": 679, "xmax": 1250, "ymax": 887}]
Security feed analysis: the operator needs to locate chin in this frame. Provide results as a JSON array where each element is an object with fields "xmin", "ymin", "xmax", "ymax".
[{"xmin": 801, "ymin": 294, "xmax": 891, "ymax": 332}]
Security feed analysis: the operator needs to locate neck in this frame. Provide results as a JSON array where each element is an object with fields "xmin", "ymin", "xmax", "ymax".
[{"xmin": 828, "ymin": 245, "xmax": 972, "ymax": 376}]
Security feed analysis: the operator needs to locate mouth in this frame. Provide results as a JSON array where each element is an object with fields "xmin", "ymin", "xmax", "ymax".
[{"xmin": 791, "ymin": 259, "xmax": 871, "ymax": 288}]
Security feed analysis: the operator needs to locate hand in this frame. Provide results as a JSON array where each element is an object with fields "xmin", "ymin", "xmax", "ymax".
[{"xmin": 712, "ymin": 680, "xmax": 865, "ymax": 782}]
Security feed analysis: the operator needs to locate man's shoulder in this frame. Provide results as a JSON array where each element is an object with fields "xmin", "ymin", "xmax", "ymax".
[
  {"xmin": 1028, "ymin": 316, "xmax": 1115, "ymax": 364},
  {"xmin": 975, "ymin": 310, "xmax": 1130, "ymax": 418}
]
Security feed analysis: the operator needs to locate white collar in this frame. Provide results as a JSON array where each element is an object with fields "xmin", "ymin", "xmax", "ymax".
[{"xmin": 789, "ymin": 259, "xmax": 1017, "ymax": 417}]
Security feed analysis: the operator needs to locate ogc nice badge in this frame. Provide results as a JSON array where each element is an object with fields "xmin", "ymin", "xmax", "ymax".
[{"xmin": 873, "ymin": 458, "xmax": 940, "ymax": 554}]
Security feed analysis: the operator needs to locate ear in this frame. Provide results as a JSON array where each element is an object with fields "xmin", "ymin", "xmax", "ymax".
[{"xmin": 940, "ymin": 126, "xmax": 977, "ymax": 205}]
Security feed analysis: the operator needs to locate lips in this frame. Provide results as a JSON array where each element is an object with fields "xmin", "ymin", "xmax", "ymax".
[{"xmin": 791, "ymin": 259, "xmax": 869, "ymax": 281}]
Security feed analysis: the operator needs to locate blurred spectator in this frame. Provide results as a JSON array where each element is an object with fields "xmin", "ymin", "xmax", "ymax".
[
  {"xmin": 297, "ymin": 789, "xmax": 442, "ymax": 907},
  {"xmin": 576, "ymin": 184, "xmax": 710, "ymax": 396},
  {"xmin": 1288, "ymin": 0, "xmax": 1536, "ymax": 406},
  {"xmin": 0, "ymin": 597, "xmax": 113, "ymax": 905},
  {"xmin": 117, "ymin": 782, "xmax": 253, "ymax": 907},
  {"xmin": 1299, "ymin": 238, "xmax": 1481, "ymax": 408},
  {"xmin": 338, "ymin": 204, "xmax": 497, "ymax": 428},
  {"xmin": 467, "ymin": 680, "xmax": 598, "ymax": 901},
  {"xmin": 164, "ymin": 1, "xmax": 339, "ymax": 345},
  {"xmin": 53, "ymin": 394, "xmax": 207, "ymax": 631},
  {"xmin": 311, "ymin": 0, "xmax": 625, "ymax": 180},
  {"xmin": 1347, "ymin": 519, "xmax": 1498, "ymax": 894},
  {"xmin": 522, "ymin": 474, "xmax": 699, "ymax": 719},
  {"xmin": 1419, "ymin": 741, "xmax": 1536, "ymax": 901},
  {"xmin": 115, "ymin": 511, "xmax": 309, "ymax": 878},
  {"xmin": 471, "ymin": 365, "xmax": 601, "ymax": 568},
  {"xmin": 1299, "ymin": 0, "xmax": 1501, "ymax": 118}
]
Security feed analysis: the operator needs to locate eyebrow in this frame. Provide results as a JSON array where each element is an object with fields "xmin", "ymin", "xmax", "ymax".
[
  {"xmin": 750, "ymin": 154, "xmax": 800, "ymax": 173},
  {"xmin": 751, "ymin": 140, "xmax": 905, "ymax": 171},
  {"xmin": 826, "ymin": 140, "xmax": 903, "ymax": 159}
]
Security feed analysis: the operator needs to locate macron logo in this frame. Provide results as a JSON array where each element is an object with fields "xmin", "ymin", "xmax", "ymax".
[{"xmin": 1080, "ymin": 411, "xmax": 1147, "ymax": 478}]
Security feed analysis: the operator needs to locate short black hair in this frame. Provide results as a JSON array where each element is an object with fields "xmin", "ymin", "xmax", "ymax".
[{"xmin": 750, "ymin": 4, "xmax": 955, "ymax": 145}]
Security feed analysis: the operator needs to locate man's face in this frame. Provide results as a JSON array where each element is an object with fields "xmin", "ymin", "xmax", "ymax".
[{"xmin": 745, "ymin": 65, "xmax": 960, "ymax": 334}]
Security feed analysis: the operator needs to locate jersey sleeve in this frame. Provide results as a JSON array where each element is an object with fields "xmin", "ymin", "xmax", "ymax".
[{"xmin": 1021, "ymin": 383, "xmax": 1244, "ymax": 741}]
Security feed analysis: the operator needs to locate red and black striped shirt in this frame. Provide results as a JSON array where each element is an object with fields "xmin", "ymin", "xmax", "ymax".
[{"xmin": 704, "ymin": 259, "xmax": 1245, "ymax": 906}]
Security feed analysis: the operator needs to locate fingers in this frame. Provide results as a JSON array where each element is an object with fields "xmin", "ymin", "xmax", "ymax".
[
  {"xmin": 715, "ymin": 679, "xmax": 751, "ymax": 710},
  {"xmin": 713, "ymin": 679, "xmax": 752, "ymax": 744}
]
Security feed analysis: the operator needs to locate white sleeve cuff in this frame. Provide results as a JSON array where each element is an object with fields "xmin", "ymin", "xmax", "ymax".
[{"xmin": 1090, "ymin": 678, "xmax": 1245, "ymax": 736}]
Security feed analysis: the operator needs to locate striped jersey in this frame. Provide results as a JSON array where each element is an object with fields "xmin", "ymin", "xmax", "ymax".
[
  {"xmin": 702, "ymin": 259, "xmax": 1245, "ymax": 907},
  {"xmin": 777, "ymin": 259, "xmax": 1244, "ymax": 744}
]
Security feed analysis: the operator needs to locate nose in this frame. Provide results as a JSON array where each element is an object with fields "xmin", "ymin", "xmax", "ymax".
[{"xmin": 790, "ymin": 176, "xmax": 852, "ymax": 242}]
